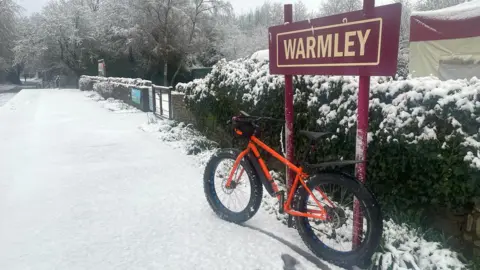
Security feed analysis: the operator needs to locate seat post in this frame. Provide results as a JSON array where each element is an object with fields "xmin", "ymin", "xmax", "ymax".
[{"xmin": 302, "ymin": 139, "xmax": 316, "ymax": 164}]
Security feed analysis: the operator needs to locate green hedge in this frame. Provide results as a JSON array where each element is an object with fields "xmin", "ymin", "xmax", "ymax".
[
  {"xmin": 177, "ymin": 58, "xmax": 480, "ymax": 213},
  {"xmin": 79, "ymin": 75, "xmax": 152, "ymax": 105}
]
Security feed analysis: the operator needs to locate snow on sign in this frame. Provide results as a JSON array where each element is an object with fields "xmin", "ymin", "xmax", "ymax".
[
  {"xmin": 268, "ymin": 3, "xmax": 402, "ymax": 76},
  {"xmin": 98, "ymin": 59, "xmax": 106, "ymax": 77}
]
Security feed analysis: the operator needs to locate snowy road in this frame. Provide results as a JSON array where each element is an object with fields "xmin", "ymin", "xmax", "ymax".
[
  {"xmin": 0, "ymin": 92, "xmax": 17, "ymax": 106},
  {"xmin": 0, "ymin": 89, "xmax": 329, "ymax": 270}
]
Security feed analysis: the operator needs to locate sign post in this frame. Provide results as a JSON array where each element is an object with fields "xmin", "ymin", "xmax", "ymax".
[
  {"xmin": 98, "ymin": 59, "xmax": 106, "ymax": 77},
  {"xmin": 283, "ymin": 4, "xmax": 295, "ymax": 190},
  {"xmin": 269, "ymin": 1, "xmax": 401, "ymax": 246},
  {"xmin": 353, "ymin": 0, "xmax": 375, "ymax": 248}
]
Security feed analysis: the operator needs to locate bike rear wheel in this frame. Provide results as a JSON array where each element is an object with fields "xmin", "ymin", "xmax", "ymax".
[
  {"xmin": 203, "ymin": 149, "xmax": 263, "ymax": 223},
  {"xmin": 294, "ymin": 172, "xmax": 382, "ymax": 267}
]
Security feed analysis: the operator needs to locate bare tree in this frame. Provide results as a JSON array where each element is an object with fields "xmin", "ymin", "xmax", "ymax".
[
  {"xmin": 170, "ymin": 0, "xmax": 228, "ymax": 85},
  {"xmin": 20, "ymin": 0, "xmax": 99, "ymax": 82},
  {"xmin": 294, "ymin": 0, "xmax": 310, "ymax": 21},
  {"xmin": 13, "ymin": 0, "xmax": 331, "ymax": 83},
  {"xmin": 131, "ymin": 0, "xmax": 198, "ymax": 85},
  {"xmin": 394, "ymin": 0, "xmax": 413, "ymax": 77},
  {"xmin": 0, "ymin": 0, "xmax": 20, "ymax": 71},
  {"xmin": 319, "ymin": 0, "xmax": 362, "ymax": 16}
]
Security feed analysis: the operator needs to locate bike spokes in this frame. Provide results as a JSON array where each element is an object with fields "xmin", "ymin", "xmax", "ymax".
[
  {"xmin": 213, "ymin": 158, "xmax": 251, "ymax": 213},
  {"xmin": 304, "ymin": 183, "xmax": 368, "ymax": 252}
]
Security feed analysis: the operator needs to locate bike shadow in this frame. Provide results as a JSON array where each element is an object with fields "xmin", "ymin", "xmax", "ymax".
[{"xmin": 239, "ymin": 223, "xmax": 331, "ymax": 270}]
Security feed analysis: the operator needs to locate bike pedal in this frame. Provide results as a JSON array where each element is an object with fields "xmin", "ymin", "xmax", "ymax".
[{"xmin": 277, "ymin": 191, "xmax": 285, "ymax": 214}]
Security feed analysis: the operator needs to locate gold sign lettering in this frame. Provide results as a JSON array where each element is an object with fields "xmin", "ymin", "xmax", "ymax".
[
  {"xmin": 344, "ymin": 31, "xmax": 356, "ymax": 57},
  {"xmin": 306, "ymin": 37, "xmax": 316, "ymax": 58},
  {"xmin": 296, "ymin": 38, "xmax": 305, "ymax": 59},
  {"xmin": 334, "ymin": 33, "xmax": 343, "ymax": 57},
  {"xmin": 357, "ymin": 29, "xmax": 371, "ymax": 56},
  {"xmin": 283, "ymin": 29, "xmax": 372, "ymax": 60},
  {"xmin": 317, "ymin": 34, "xmax": 332, "ymax": 58},
  {"xmin": 284, "ymin": 39, "xmax": 296, "ymax": 60}
]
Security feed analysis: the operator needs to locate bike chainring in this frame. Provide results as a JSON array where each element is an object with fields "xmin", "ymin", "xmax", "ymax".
[{"xmin": 324, "ymin": 205, "xmax": 347, "ymax": 229}]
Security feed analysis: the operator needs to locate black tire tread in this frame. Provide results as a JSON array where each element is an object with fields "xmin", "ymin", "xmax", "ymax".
[
  {"xmin": 203, "ymin": 148, "xmax": 263, "ymax": 223},
  {"xmin": 294, "ymin": 172, "xmax": 383, "ymax": 268}
]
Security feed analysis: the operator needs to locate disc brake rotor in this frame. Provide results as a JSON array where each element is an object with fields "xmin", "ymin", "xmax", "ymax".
[{"xmin": 221, "ymin": 177, "xmax": 237, "ymax": 194}]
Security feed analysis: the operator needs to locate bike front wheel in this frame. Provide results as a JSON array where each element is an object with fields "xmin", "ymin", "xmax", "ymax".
[
  {"xmin": 203, "ymin": 149, "xmax": 263, "ymax": 223},
  {"xmin": 294, "ymin": 172, "xmax": 383, "ymax": 268}
]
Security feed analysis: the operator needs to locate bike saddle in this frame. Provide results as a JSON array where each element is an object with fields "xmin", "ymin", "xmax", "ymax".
[{"xmin": 299, "ymin": 130, "xmax": 331, "ymax": 141}]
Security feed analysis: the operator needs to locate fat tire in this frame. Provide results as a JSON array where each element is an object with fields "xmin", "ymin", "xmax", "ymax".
[
  {"xmin": 203, "ymin": 148, "xmax": 263, "ymax": 223},
  {"xmin": 294, "ymin": 172, "xmax": 383, "ymax": 268}
]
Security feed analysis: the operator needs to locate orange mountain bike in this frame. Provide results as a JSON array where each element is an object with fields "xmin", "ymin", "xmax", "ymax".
[{"xmin": 203, "ymin": 111, "xmax": 382, "ymax": 267}]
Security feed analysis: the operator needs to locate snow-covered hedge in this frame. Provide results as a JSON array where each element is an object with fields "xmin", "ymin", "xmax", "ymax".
[
  {"xmin": 79, "ymin": 75, "xmax": 152, "ymax": 91},
  {"xmin": 177, "ymin": 58, "xmax": 480, "ymax": 213},
  {"xmin": 79, "ymin": 75, "xmax": 151, "ymax": 103}
]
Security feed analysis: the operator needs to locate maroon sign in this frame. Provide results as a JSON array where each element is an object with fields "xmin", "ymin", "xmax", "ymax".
[{"xmin": 268, "ymin": 3, "xmax": 402, "ymax": 76}]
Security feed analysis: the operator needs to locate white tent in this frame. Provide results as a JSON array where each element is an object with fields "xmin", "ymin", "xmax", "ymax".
[{"xmin": 409, "ymin": 0, "xmax": 480, "ymax": 79}]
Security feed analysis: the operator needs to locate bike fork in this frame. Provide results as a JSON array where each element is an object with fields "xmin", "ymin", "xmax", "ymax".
[
  {"xmin": 287, "ymin": 215, "xmax": 294, "ymax": 228},
  {"xmin": 277, "ymin": 191, "xmax": 285, "ymax": 213}
]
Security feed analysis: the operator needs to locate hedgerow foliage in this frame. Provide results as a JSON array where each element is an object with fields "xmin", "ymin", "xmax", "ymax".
[
  {"xmin": 177, "ymin": 58, "xmax": 480, "ymax": 212},
  {"xmin": 79, "ymin": 75, "xmax": 151, "ymax": 102}
]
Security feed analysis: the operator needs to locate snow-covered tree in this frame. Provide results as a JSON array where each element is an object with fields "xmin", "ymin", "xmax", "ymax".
[
  {"xmin": 294, "ymin": 0, "xmax": 311, "ymax": 21},
  {"xmin": 217, "ymin": 1, "xmax": 289, "ymax": 60},
  {"xmin": 43, "ymin": 0, "xmax": 98, "ymax": 78},
  {"xmin": 318, "ymin": 0, "xmax": 362, "ymax": 16},
  {"xmin": 0, "ymin": 0, "xmax": 20, "ymax": 71},
  {"xmin": 13, "ymin": 0, "xmax": 414, "ymax": 82},
  {"xmin": 93, "ymin": 0, "xmax": 134, "ymax": 57},
  {"xmin": 169, "ymin": 0, "xmax": 230, "ymax": 84},
  {"xmin": 13, "ymin": 0, "xmax": 100, "ymax": 82},
  {"xmin": 394, "ymin": 0, "xmax": 413, "ymax": 78}
]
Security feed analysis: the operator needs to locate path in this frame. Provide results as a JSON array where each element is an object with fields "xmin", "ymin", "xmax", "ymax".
[
  {"xmin": 0, "ymin": 89, "xmax": 332, "ymax": 270},
  {"xmin": 0, "ymin": 81, "xmax": 41, "ymax": 106}
]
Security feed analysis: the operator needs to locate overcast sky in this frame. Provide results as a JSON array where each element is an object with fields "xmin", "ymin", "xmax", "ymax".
[{"xmin": 18, "ymin": 0, "xmax": 397, "ymax": 16}]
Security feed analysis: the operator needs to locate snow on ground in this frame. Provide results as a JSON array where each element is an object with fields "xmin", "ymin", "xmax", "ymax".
[
  {"xmin": 84, "ymin": 92, "xmax": 140, "ymax": 113},
  {"xmin": 0, "ymin": 93, "xmax": 17, "ymax": 106},
  {"xmin": 0, "ymin": 89, "xmax": 327, "ymax": 270},
  {"xmin": 26, "ymin": 77, "xmax": 43, "ymax": 83},
  {"xmin": 0, "ymin": 84, "xmax": 18, "ymax": 93}
]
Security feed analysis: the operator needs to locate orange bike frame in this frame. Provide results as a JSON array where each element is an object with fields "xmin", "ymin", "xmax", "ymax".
[{"xmin": 225, "ymin": 135, "xmax": 334, "ymax": 220}]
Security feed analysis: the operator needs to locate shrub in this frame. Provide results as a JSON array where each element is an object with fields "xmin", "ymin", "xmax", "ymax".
[
  {"xmin": 178, "ymin": 58, "xmax": 480, "ymax": 213},
  {"xmin": 93, "ymin": 81, "xmax": 114, "ymax": 96},
  {"xmin": 79, "ymin": 76, "xmax": 96, "ymax": 91},
  {"xmin": 80, "ymin": 75, "xmax": 152, "ymax": 106}
]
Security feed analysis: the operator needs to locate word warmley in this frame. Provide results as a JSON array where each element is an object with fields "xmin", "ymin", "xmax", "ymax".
[
  {"xmin": 284, "ymin": 30, "xmax": 371, "ymax": 60},
  {"xmin": 269, "ymin": 3, "xmax": 401, "ymax": 76}
]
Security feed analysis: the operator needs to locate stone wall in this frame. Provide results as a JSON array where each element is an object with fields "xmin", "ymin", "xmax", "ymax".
[
  {"xmin": 464, "ymin": 206, "xmax": 480, "ymax": 257},
  {"xmin": 171, "ymin": 92, "xmax": 196, "ymax": 125},
  {"xmin": 423, "ymin": 205, "xmax": 480, "ymax": 259}
]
